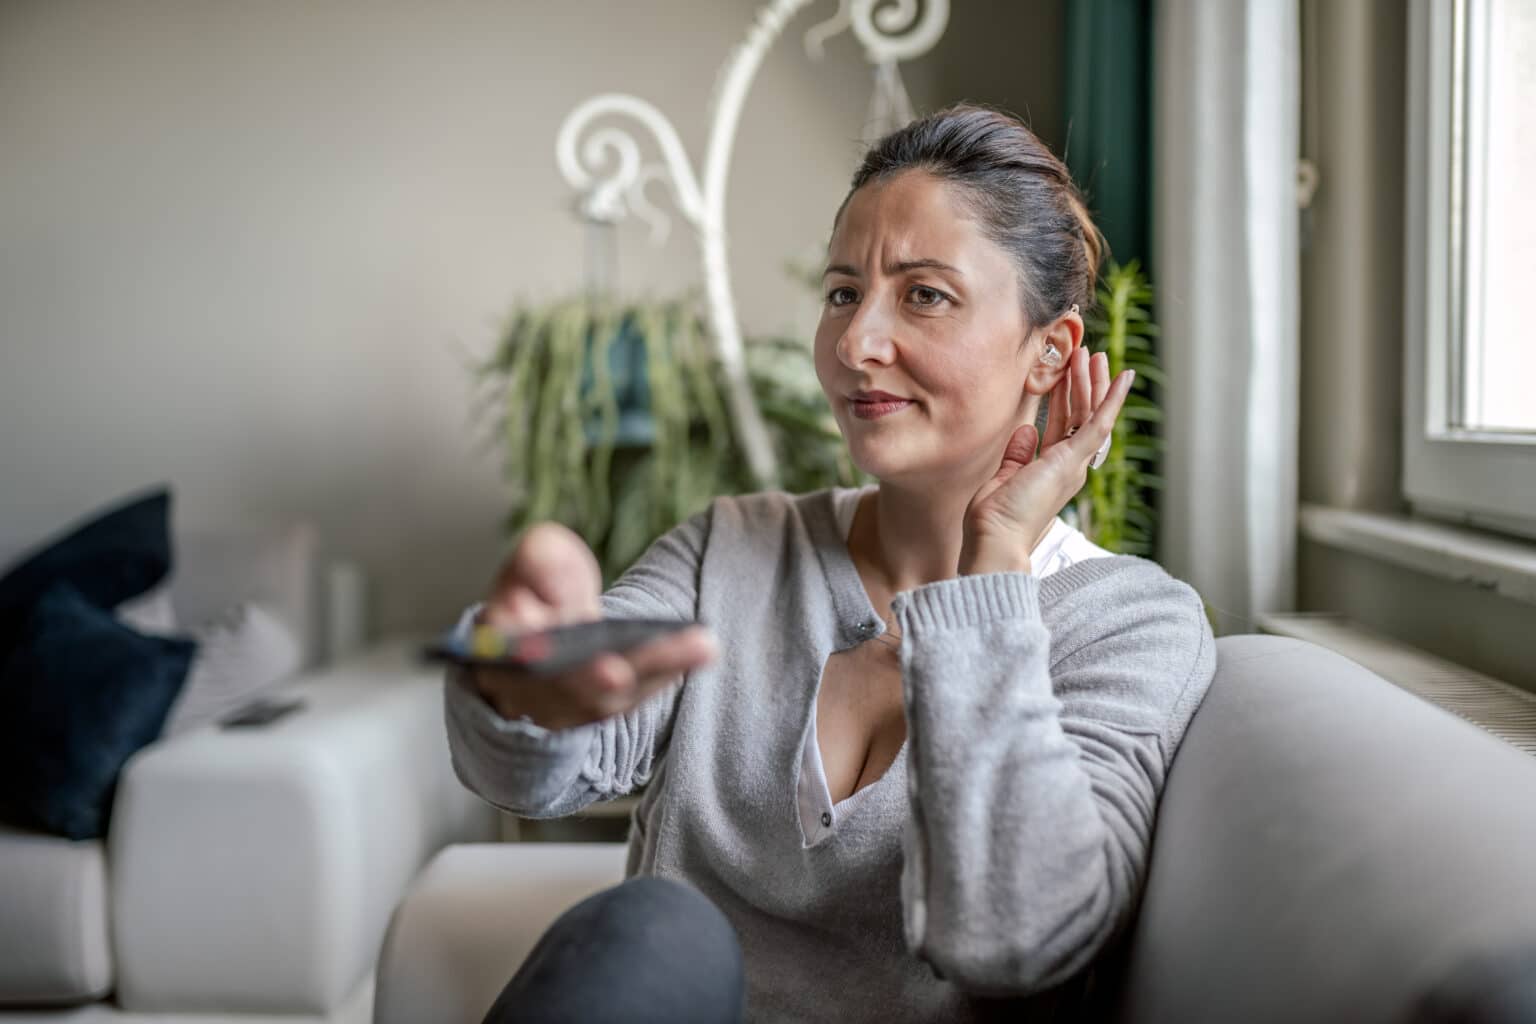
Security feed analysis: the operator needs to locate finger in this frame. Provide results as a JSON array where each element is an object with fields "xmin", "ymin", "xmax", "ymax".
[
  {"xmin": 1069, "ymin": 346, "xmax": 1092, "ymax": 433},
  {"xmin": 622, "ymin": 626, "xmax": 718, "ymax": 681},
  {"xmin": 498, "ymin": 523, "xmax": 602, "ymax": 620},
  {"xmin": 1072, "ymin": 369, "xmax": 1136, "ymax": 457},
  {"xmin": 627, "ymin": 625, "xmax": 719, "ymax": 700},
  {"xmin": 997, "ymin": 423, "xmax": 1039, "ymax": 472},
  {"xmin": 1043, "ymin": 371, "xmax": 1068, "ymax": 446},
  {"xmin": 984, "ymin": 423, "xmax": 1038, "ymax": 494},
  {"xmin": 480, "ymin": 585, "xmax": 560, "ymax": 632},
  {"xmin": 628, "ymin": 660, "xmax": 702, "ymax": 707},
  {"xmin": 564, "ymin": 627, "xmax": 716, "ymax": 713},
  {"xmin": 571, "ymin": 652, "xmax": 644, "ymax": 717},
  {"xmin": 468, "ymin": 648, "xmax": 628, "ymax": 726},
  {"xmin": 1090, "ymin": 351, "xmax": 1110, "ymax": 408}
]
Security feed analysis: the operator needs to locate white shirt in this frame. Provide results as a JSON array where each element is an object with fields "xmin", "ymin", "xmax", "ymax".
[{"xmin": 794, "ymin": 483, "xmax": 1116, "ymax": 843}]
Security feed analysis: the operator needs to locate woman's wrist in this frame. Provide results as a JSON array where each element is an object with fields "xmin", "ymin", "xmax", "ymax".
[
  {"xmin": 957, "ymin": 542, "xmax": 1033, "ymax": 577},
  {"xmin": 958, "ymin": 513, "xmax": 1055, "ymax": 577}
]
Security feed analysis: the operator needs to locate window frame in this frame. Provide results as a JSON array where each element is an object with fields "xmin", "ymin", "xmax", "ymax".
[{"xmin": 1403, "ymin": 0, "xmax": 1536, "ymax": 543}]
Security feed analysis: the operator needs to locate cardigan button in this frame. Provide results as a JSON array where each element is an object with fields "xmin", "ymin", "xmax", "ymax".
[{"xmin": 821, "ymin": 811, "xmax": 833, "ymax": 828}]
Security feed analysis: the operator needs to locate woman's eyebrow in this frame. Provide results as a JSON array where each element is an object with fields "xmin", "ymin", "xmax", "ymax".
[{"xmin": 821, "ymin": 258, "xmax": 965, "ymax": 278}]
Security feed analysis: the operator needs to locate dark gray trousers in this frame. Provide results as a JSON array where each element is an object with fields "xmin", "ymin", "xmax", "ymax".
[
  {"xmin": 479, "ymin": 873, "xmax": 1119, "ymax": 1023},
  {"xmin": 479, "ymin": 876, "xmax": 745, "ymax": 1024}
]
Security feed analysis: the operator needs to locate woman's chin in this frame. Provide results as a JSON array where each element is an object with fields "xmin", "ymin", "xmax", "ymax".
[
  {"xmin": 845, "ymin": 435, "xmax": 992, "ymax": 488},
  {"xmin": 838, "ymin": 413, "xmax": 954, "ymax": 481},
  {"xmin": 845, "ymin": 441, "xmax": 927, "ymax": 482}
]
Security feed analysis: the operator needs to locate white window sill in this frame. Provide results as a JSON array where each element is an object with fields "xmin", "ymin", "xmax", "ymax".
[{"xmin": 1299, "ymin": 503, "xmax": 1536, "ymax": 606}]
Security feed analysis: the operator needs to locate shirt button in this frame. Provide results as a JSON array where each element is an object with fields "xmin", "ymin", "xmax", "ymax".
[{"xmin": 821, "ymin": 811, "xmax": 833, "ymax": 828}]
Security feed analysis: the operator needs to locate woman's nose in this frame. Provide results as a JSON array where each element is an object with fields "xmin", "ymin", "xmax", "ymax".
[{"xmin": 836, "ymin": 307, "xmax": 896, "ymax": 368}]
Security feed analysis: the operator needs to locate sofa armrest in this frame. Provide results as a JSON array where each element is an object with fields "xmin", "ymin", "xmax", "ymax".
[
  {"xmin": 374, "ymin": 843, "xmax": 627, "ymax": 1024},
  {"xmin": 1118, "ymin": 634, "xmax": 1536, "ymax": 1023},
  {"xmin": 108, "ymin": 638, "xmax": 499, "ymax": 1015}
]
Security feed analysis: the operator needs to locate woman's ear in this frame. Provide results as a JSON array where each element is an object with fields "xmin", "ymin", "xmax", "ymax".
[{"xmin": 1023, "ymin": 307, "xmax": 1086, "ymax": 396}]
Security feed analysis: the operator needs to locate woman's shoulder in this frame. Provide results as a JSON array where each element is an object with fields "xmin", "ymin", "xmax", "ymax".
[
  {"xmin": 1040, "ymin": 547, "xmax": 1212, "ymax": 658},
  {"xmin": 702, "ymin": 486, "xmax": 852, "ymax": 532},
  {"xmin": 1046, "ymin": 550, "xmax": 1205, "ymax": 613},
  {"xmin": 689, "ymin": 488, "xmax": 864, "ymax": 577},
  {"xmin": 1042, "ymin": 550, "xmax": 1217, "ymax": 753},
  {"xmin": 657, "ymin": 488, "xmax": 828, "ymax": 539}
]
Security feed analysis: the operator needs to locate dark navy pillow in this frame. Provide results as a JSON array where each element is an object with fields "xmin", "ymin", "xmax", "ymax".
[
  {"xmin": 0, "ymin": 581, "xmax": 195, "ymax": 840},
  {"xmin": 0, "ymin": 486, "xmax": 173, "ymax": 661}
]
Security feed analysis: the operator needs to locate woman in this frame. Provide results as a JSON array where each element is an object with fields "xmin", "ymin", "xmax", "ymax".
[{"xmin": 445, "ymin": 103, "xmax": 1217, "ymax": 1023}]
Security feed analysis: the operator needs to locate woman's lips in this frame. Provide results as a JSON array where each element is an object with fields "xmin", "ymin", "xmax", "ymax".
[{"xmin": 848, "ymin": 397, "xmax": 914, "ymax": 420}]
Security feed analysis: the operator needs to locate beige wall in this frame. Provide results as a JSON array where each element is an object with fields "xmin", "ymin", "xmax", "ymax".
[
  {"xmin": 1297, "ymin": 0, "xmax": 1536, "ymax": 692},
  {"xmin": 0, "ymin": 0, "xmax": 1064, "ymax": 638}
]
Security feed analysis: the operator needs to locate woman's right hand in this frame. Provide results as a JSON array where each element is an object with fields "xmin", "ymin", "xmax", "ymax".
[{"xmin": 465, "ymin": 521, "xmax": 718, "ymax": 731}]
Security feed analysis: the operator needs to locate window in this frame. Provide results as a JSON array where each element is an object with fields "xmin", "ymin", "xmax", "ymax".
[{"xmin": 1404, "ymin": 0, "xmax": 1536, "ymax": 541}]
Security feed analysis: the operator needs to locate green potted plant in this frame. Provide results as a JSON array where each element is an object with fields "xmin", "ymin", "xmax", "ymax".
[
  {"xmin": 1072, "ymin": 259, "xmax": 1166, "ymax": 556},
  {"xmin": 468, "ymin": 294, "xmax": 716, "ymax": 581},
  {"xmin": 469, "ymin": 292, "xmax": 861, "ymax": 584}
]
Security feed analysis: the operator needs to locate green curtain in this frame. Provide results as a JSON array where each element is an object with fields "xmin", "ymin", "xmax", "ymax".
[{"xmin": 1064, "ymin": 0, "xmax": 1154, "ymax": 270}]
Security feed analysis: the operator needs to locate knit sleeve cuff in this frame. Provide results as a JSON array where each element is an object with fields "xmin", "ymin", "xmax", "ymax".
[
  {"xmin": 442, "ymin": 602, "xmax": 592, "ymax": 751},
  {"xmin": 443, "ymin": 664, "xmax": 589, "ymax": 745},
  {"xmin": 890, "ymin": 571, "xmax": 1043, "ymax": 634}
]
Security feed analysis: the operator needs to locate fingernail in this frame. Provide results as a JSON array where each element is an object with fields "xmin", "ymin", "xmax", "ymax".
[{"xmin": 1128, "ymin": 370, "xmax": 1137, "ymax": 385}]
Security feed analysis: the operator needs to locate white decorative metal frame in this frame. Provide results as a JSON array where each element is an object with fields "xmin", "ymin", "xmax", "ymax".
[{"xmin": 555, "ymin": 0, "xmax": 949, "ymax": 487}]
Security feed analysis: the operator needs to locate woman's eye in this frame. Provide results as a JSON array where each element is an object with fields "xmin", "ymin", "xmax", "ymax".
[
  {"xmin": 826, "ymin": 286, "xmax": 857, "ymax": 307},
  {"xmin": 910, "ymin": 285, "xmax": 948, "ymax": 308}
]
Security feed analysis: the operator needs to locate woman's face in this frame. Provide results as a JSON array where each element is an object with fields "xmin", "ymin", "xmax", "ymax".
[{"xmin": 814, "ymin": 170, "xmax": 1047, "ymax": 487}]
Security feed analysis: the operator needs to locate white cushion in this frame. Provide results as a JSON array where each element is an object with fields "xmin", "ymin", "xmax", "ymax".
[
  {"xmin": 0, "ymin": 825, "xmax": 112, "ymax": 1005},
  {"xmin": 162, "ymin": 601, "xmax": 302, "ymax": 736},
  {"xmin": 171, "ymin": 523, "xmax": 320, "ymax": 670},
  {"xmin": 112, "ymin": 584, "xmax": 178, "ymax": 635}
]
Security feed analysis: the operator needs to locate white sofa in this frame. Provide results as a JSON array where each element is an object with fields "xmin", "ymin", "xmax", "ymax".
[
  {"xmin": 373, "ymin": 635, "xmax": 1536, "ymax": 1023},
  {"xmin": 0, "ymin": 523, "xmax": 499, "ymax": 1022}
]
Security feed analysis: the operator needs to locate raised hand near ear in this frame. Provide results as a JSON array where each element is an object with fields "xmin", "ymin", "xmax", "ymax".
[{"xmin": 959, "ymin": 347, "xmax": 1133, "ymax": 576}]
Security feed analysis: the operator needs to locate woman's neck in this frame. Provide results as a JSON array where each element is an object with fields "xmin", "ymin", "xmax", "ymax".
[
  {"xmin": 848, "ymin": 403, "xmax": 1054, "ymax": 595},
  {"xmin": 849, "ymin": 477, "xmax": 1055, "ymax": 597},
  {"xmin": 846, "ymin": 478, "xmax": 965, "ymax": 596}
]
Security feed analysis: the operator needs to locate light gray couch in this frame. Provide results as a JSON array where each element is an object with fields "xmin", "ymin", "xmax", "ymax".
[
  {"xmin": 374, "ymin": 635, "xmax": 1536, "ymax": 1023},
  {"xmin": 0, "ymin": 523, "xmax": 499, "ymax": 1023}
]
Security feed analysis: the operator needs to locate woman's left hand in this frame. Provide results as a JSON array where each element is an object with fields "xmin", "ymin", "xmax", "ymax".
[{"xmin": 959, "ymin": 348, "xmax": 1135, "ymax": 576}]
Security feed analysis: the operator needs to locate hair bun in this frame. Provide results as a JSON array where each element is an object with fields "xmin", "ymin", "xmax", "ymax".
[{"xmin": 1066, "ymin": 191, "xmax": 1105, "ymax": 301}]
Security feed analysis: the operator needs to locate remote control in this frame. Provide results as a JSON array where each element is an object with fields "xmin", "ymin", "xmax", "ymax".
[{"xmin": 421, "ymin": 618, "xmax": 698, "ymax": 677}]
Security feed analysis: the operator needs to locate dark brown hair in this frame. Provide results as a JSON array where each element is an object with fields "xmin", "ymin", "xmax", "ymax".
[{"xmin": 836, "ymin": 102, "xmax": 1104, "ymax": 328}]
